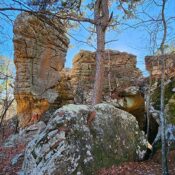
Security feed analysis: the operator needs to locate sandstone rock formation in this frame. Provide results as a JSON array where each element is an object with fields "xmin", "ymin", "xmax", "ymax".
[
  {"xmin": 69, "ymin": 50, "xmax": 147, "ymax": 131},
  {"xmin": 14, "ymin": 12, "xmax": 71, "ymax": 127},
  {"xmin": 14, "ymin": 15, "xmax": 144, "ymax": 129},
  {"xmin": 70, "ymin": 50, "xmax": 142, "ymax": 104},
  {"xmin": 145, "ymin": 54, "xmax": 175, "ymax": 142},
  {"xmin": 145, "ymin": 54, "xmax": 175, "ymax": 120},
  {"xmin": 145, "ymin": 53, "xmax": 175, "ymax": 79},
  {"xmin": 22, "ymin": 103, "xmax": 147, "ymax": 175}
]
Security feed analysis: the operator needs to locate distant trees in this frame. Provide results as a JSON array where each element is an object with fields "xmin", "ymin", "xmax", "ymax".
[{"xmin": 0, "ymin": 56, "xmax": 15, "ymax": 127}]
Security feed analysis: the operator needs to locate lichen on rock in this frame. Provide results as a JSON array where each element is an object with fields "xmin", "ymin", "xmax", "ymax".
[{"xmin": 22, "ymin": 103, "xmax": 147, "ymax": 175}]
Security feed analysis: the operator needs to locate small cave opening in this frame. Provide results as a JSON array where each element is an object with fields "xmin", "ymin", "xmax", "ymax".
[
  {"xmin": 130, "ymin": 109, "xmax": 159, "ymax": 160},
  {"xmin": 143, "ymin": 113, "xmax": 159, "ymax": 160}
]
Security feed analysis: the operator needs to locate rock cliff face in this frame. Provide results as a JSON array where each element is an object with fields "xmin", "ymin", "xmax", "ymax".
[
  {"xmin": 70, "ymin": 50, "xmax": 142, "ymax": 104},
  {"xmin": 145, "ymin": 54, "xmax": 175, "ymax": 79},
  {"xmin": 14, "ymin": 13, "xmax": 70, "ymax": 127}
]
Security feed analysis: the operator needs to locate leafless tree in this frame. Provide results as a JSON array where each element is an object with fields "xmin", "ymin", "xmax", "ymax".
[
  {"xmin": 159, "ymin": 0, "xmax": 169, "ymax": 174},
  {"xmin": 0, "ymin": 57, "xmax": 15, "ymax": 137},
  {"xmin": 134, "ymin": 0, "xmax": 174, "ymax": 173}
]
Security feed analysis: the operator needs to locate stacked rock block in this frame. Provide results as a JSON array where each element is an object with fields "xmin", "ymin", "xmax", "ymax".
[
  {"xmin": 14, "ymin": 12, "xmax": 70, "ymax": 127},
  {"xmin": 70, "ymin": 50, "xmax": 142, "ymax": 103},
  {"xmin": 145, "ymin": 54, "xmax": 175, "ymax": 126},
  {"xmin": 145, "ymin": 54, "xmax": 175, "ymax": 79}
]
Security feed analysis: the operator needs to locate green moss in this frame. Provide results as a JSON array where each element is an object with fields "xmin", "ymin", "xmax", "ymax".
[
  {"xmin": 89, "ymin": 126, "xmax": 122, "ymax": 171},
  {"xmin": 91, "ymin": 123, "xmax": 129, "ymax": 170},
  {"xmin": 151, "ymin": 78, "xmax": 175, "ymax": 124},
  {"xmin": 73, "ymin": 129, "xmax": 85, "ymax": 138},
  {"xmin": 151, "ymin": 79, "xmax": 175, "ymax": 110},
  {"xmin": 169, "ymin": 117, "xmax": 175, "ymax": 125},
  {"xmin": 92, "ymin": 144, "xmax": 120, "ymax": 169},
  {"xmin": 168, "ymin": 94, "xmax": 175, "ymax": 124}
]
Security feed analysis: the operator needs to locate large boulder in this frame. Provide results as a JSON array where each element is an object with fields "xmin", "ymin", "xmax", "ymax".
[
  {"xmin": 22, "ymin": 103, "xmax": 147, "ymax": 175},
  {"xmin": 106, "ymin": 86, "xmax": 146, "ymax": 131},
  {"xmin": 13, "ymin": 12, "xmax": 71, "ymax": 127}
]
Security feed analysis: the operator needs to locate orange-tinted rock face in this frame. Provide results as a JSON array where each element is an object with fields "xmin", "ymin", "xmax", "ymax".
[
  {"xmin": 70, "ymin": 50, "xmax": 142, "ymax": 103},
  {"xmin": 145, "ymin": 54, "xmax": 175, "ymax": 79},
  {"xmin": 15, "ymin": 93, "xmax": 49, "ymax": 127},
  {"xmin": 14, "ymin": 13, "xmax": 70, "ymax": 127}
]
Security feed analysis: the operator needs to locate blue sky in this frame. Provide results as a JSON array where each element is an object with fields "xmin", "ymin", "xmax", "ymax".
[{"xmin": 0, "ymin": 0, "xmax": 175, "ymax": 76}]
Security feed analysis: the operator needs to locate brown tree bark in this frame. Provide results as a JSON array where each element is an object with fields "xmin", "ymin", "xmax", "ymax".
[{"xmin": 92, "ymin": 0, "xmax": 109, "ymax": 105}]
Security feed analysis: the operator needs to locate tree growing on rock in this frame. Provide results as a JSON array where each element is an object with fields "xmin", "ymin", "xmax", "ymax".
[
  {"xmin": 0, "ymin": 0, "xmax": 142, "ymax": 104},
  {"xmin": 32, "ymin": 0, "xmax": 142, "ymax": 104}
]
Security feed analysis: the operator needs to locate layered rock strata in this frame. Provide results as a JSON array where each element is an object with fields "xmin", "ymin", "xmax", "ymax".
[
  {"xmin": 14, "ymin": 12, "xmax": 70, "ymax": 127},
  {"xmin": 70, "ymin": 50, "xmax": 142, "ymax": 104},
  {"xmin": 145, "ymin": 53, "xmax": 175, "ymax": 79},
  {"xmin": 145, "ymin": 54, "xmax": 175, "ymax": 142}
]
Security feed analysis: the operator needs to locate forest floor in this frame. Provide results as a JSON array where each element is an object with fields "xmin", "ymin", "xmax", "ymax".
[
  {"xmin": 0, "ymin": 121, "xmax": 175, "ymax": 175},
  {"xmin": 98, "ymin": 153, "xmax": 175, "ymax": 175}
]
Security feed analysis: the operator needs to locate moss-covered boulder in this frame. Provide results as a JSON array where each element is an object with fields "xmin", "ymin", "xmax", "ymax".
[
  {"xmin": 151, "ymin": 78, "xmax": 175, "ymax": 125},
  {"xmin": 22, "ymin": 103, "xmax": 147, "ymax": 175}
]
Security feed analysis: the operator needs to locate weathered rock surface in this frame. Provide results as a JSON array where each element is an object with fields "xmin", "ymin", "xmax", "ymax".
[
  {"xmin": 145, "ymin": 53, "xmax": 175, "ymax": 124},
  {"xmin": 14, "ymin": 12, "xmax": 70, "ymax": 127},
  {"xmin": 150, "ymin": 78, "xmax": 175, "ymax": 125},
  {"xmin": 70, "ymin": 52, "xmax": 147, "ymax": 135},
  {"xmin": 105, "ymin": 86, "xmax": 145, "ymax": 131},
  {"xmin": 3, "ymin": 121, "xmax": 46, "ymax": 147},
  {"xmin": 145, "ymin": 53, "xmax": 175, "ymax": 79},
  {"xmin": 70, "ymin": 50, "xmax": 142, "ymax": 104},
  {"xmin": 145, "ymin": 54, "xmax": 175, "ymax": 143},
  {"xmin": 22, "ymin": 103, "xmax": 147, "ymax": 175}
]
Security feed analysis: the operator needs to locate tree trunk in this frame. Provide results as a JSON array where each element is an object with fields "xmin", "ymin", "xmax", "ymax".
[
  {"xmin": 160, "ymin": 55, "xmax": 169, "ymax": 175},
  {"xmin": 92, "ymin": 0, "xmax": 109, "ymax": 104},
  {"xmin": 160, "ymin": 0, "xmax": 169, "ymax": 174},
  {"xmin": 93, "ymin": 25, "xmax": 105, "ymax": 104}
]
